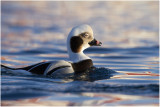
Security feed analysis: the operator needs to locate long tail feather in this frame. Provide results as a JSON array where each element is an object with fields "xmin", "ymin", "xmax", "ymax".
[
  {"xmin": 1, "ymin": 64, "xmax": 32, "ymax": 75},
  {"xmin": 1, "ymin": 64, "xmax": 17, "ymax": 70}
]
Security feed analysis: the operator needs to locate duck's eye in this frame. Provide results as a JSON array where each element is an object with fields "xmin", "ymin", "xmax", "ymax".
[{"xmin": 82, "ymin": 33, "xmax": 89, "ymax": 38}]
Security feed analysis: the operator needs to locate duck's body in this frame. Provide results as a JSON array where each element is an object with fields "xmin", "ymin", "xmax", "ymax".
[{"xmin": 1, "ymin": 24, "xmax": 102, "ymax": 76}]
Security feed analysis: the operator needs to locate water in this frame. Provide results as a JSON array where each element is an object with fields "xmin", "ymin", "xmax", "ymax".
[{"xmin": 1, "ymin": 1, "xmax": 159, "ymax": 106}]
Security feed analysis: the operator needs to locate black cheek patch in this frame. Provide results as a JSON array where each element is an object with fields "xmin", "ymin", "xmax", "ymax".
[{"xmin": 70, "ymin": 36, "xmax": 83, "ymax": 53}]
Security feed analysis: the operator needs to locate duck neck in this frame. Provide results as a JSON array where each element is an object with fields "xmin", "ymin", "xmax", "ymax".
[{"xmin": 68, "ymin": 51, "xmax": 91, "ymax": 63}]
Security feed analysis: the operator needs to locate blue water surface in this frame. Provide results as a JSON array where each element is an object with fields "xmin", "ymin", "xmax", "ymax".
[{"xmin": 1, "ymin": 1, "xmax": 159, "ymax": 106}]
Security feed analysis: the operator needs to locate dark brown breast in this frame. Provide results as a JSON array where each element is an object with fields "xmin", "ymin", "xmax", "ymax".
[{"xmin": 72, "ymin": 59, "xmax": 93, "ymax": 74}]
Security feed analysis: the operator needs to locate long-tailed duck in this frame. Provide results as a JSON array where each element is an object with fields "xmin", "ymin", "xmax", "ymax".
[{"xmin": 1, "ymin": 24, "xmax": 102, "ymax": 77}]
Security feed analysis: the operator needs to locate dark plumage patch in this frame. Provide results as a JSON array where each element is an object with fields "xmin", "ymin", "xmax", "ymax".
[
  {"xmin": 20, "ymin": 62, "xmax": 45, "ymax": 71},
  {"xmin": 28, "ymin": 63, "xmax": 50, "ymax": 74},
  {"xmin": 70, "ymin": 36, "xmax": 83, "ymax": 53},
  {"xmin": 72, "ymin": 59, "xmax": 93, "ymax": 74}
]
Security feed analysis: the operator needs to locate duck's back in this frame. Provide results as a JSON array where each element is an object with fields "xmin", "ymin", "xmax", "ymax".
[{"xmin": 1, "ymin": 60, "xmax": 74, "ymax": 76}]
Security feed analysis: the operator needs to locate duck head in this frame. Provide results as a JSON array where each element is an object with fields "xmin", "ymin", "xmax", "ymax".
[{"xmin": 67, "ymin": 24, "xmax": 102, "ymax": 62}]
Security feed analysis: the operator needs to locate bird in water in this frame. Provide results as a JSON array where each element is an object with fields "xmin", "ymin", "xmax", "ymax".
[{"xmin": 1, "ymin": 24, "xmax": 103, "ymax": 78}]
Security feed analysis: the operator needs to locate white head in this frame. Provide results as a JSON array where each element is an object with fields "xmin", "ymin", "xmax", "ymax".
[{"xmin": 67, "ymin": 24, "xmax": 102, "ymax": 62}]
